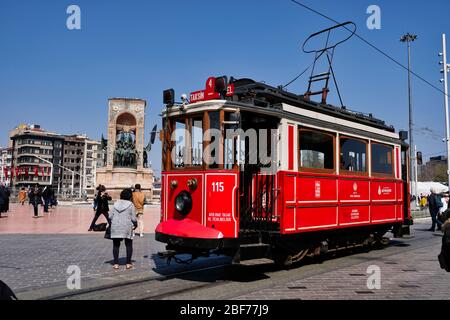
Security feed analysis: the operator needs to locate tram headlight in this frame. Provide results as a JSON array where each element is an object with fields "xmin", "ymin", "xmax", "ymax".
[{"xmin": 175, "ymin": 191, "xmax": 193, "ymax": 216}]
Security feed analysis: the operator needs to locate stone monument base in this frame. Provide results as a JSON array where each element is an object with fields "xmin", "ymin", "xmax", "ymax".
[{"xmin": 96, "ymin": 167, "xmax": 153, "ymax": 202}]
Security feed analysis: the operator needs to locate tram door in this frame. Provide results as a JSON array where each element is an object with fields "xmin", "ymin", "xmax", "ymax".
[{"xmin": 238, "ymin": 112, "xmax": 279, "ymax": 231}]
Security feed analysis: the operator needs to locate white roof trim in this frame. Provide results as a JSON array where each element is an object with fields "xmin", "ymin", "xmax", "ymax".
[{"xmin": 282, "ymin": 103, "xmax": 399, "ymax": 139}]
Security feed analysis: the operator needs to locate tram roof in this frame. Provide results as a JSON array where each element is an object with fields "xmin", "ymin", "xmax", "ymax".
[{"xmin": 223, "ymin": 78, "xmax": 393, "ymax": 133}]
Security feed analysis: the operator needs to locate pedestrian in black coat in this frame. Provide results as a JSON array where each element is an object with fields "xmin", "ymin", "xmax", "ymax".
[
  {"xmin": 428, "ymin": 188, "xmax": 443, "ymax": 231},
  {"xmin": 42, "ymin": 186, "xmax": 52, "ymax": 213},
  {"xmin": 3, "ymin": 186, "xmax": 10, "ymax": 213},
  {"xmin": 89, "ymin": 185, "xmax": 112, "ymax": 231},
  {"xmin": 0, "ymin": 185, "xmax": 6, "ymax": 217},
  {"xmin": 30, "ymin": 186, "xmax": 43, "ymax": 218}
]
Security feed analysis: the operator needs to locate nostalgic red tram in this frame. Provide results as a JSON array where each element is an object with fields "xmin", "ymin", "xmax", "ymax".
[{"xmin": 156, "ymin": 76, "xmax": 413, "ymax": 266}]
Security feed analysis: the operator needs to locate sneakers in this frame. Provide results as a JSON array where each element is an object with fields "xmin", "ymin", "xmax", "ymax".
[{"xmin": 140, "ymin": 233, "xmax": 144, "ymax": 238}]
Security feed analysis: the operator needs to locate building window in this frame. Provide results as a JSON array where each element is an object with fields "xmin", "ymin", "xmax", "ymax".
[
  {"xmin": 299, "ymin": 129, "xmax": 335, "ymax": 172},
  {"xmin": 339, "ymin": 137, "xmax": 367, "ymax": 174},
  {"xmin": 371, "ymin": 143, "xmax": 394, "ymax": 176}
]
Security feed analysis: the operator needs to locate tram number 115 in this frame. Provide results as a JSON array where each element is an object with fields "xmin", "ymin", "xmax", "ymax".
[{"xmin": 212, "ymin": 182, "xmax": 224, "ymax": 193}]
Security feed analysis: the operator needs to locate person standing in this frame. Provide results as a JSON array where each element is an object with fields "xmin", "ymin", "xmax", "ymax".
[
  {"xmin": 18, "ymin": 188, "xmax": 27, "ymax": 206},
  {"xmin": 50, "ymin": 188, "xmax": 56, "ymax": 208},
  {"xmin": 428, "ymin": 187, "xmax": 443, "ymax": 232},
  {"xmin": 89, "ymin": 185, "xmax": 112, "ymax": 231},
  {"xmin": 93, "ymin": 185, "xmax": 101, "ymax": 212},
  {"xmin": 42, "ymin": 186, "xmax": 52, "ymax": 213},
  {"xmin": 30, "ymin": 185, "xmax": 43, "ymax": 218},
  {"xmin": 132, "ymin": 184, "xmax": 145, "ymax": 237},
  {"xmin": 4, "ymin": 186, "xmax": 10, "ymax": 213},
  {"xmin": 109, "ymin": 188, "xmax": 137, "ymax": 270},
  {"xmin": 0, "ymin": 184, "xmax": 6, "ymax": 218}
]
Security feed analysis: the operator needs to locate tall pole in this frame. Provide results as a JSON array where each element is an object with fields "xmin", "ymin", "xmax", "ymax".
[
  {"xmin": 401, "ymin": 33, "xmax": 418, "ymax": 205},
  {"xmin": 79, "ymin": 160, "xmax": 83, "ymax": 198},
  {"xmin": 71, "ymin": 172, "xmax": 74, "ymax": 198},
  {"xmin": 414, "ymin": 145, "xmax": 418, "ymax": 198},
  {"xmin": 441, "ymin": 34, "xmax": 450, "ymax": 189},
  {"xmin": 49, "ymin": 163, "xmax": 54, "ymax": 186}
]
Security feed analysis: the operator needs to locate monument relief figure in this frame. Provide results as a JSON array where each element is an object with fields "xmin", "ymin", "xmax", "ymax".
[{"xmin": 114, "ymin": 122, "xmax": 138, "ymax": 168}]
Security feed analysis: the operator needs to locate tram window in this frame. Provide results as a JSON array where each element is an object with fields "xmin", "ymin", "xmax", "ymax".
[
  {"xmin": 299, "ymin": 130, "xmax": 334, "ymax": 171},
  {"xmin": 173, "ymin": 119, "xmax": 186, "ymax": 168},
  {"xmin": 371, "ymin": 143, "xmax": 394, "ymax": 175},
  {"xmin": 191, "ymin": 118, "xmax": 203, "ymax": 167},
  {"xmin": 224, "ymin": 112, "xmax": 240, "ymax": 169},
  {"xmin": 340, "ymin": 137, "xmax": 367, "ymax": 173},
  {"xmin": 208, "ymin": 112, "xmax": 220, "ymax": 169}
]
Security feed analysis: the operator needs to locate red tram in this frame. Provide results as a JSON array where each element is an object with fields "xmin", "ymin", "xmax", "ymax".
[{"xmin": 156, "ymin": 76, "xmax": 413, "ymax": 266}]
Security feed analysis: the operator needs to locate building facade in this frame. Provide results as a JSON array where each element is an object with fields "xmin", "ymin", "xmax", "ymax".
[
  {"xmin": 10, "ymin": 125, "xmax": 64, "ymax": 189},
  {"xmin": 9, "ymin": 124, "xmax": 101, "ymax": 196},
  {"xmin": 418, "ymin": 155, "xmax": 448, "ymax": 182},
  {"xmin": 61, "ymin": 135, "xmax": 102, "ymax": 197},
  {"xmin": 0, "ymin": 147, "xmax": 13, "ymax": 186}
]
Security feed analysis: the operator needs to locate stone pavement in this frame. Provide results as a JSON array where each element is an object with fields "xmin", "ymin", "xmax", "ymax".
[
  {"xmin": 1, "ymin": 202, "xmax": 449, "ymax": 300},
  {"xmin": 0, "ymin": 204, "xmax": 229, "ymax": 298},
  {"xmin": 233, "ymin": 219, "xmax": 450, "ymax": 300},
  {"xmin": 0, "ymin": 203, "xmax": 160, "ymax": 234}
]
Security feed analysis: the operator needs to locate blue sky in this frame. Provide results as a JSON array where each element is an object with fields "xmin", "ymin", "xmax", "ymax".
[{"xmin": 1, "ymin": 0, "xmax": 449, "ymax": 176}]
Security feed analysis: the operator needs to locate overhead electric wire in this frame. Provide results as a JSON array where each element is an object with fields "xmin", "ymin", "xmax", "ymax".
[{"xmin": 290, "ymin": 0, "xmax": 448, "ymax": 98}]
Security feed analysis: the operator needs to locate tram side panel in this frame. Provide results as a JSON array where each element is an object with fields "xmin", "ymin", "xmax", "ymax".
[{"xmin": 278, "ymin": 171, "xmax": 405, "ymax": 235}]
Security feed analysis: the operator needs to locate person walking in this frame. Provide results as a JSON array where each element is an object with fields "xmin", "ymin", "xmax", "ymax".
[
  {"xmin": 428, "ymin": 187, "xmax": 444, "ymax": 232},
  {"xmin": 30, "ymin": 185, "xmax": 43, "ymax": 218},
  {"xmin": 132, "ymin": 184, "xmax": 145, "ymax": 237},
  {"xmin": 18, "ymin": 188, "xmax": 27, "ymax": 206},
  {"xmin": 89, "ymin": 185, "xmax": 112, "ymax": 231},
  {"xmin": 109, "ymin": 188, "xmax": 137, "ymax": 270}
]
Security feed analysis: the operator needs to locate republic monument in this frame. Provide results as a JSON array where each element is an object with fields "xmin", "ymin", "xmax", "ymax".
[{"xmin": 96, "ymin": 98, "xmax": 153, "ymax": 200}]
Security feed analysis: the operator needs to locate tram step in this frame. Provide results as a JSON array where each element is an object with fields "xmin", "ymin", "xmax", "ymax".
[{"xmin": 239, "ymin": 243, "xmax": 271, "ymax": 261}]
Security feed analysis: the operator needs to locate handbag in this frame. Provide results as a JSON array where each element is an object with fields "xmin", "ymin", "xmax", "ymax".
[{"xmin": 104, "ymin": 225, "xmax": 111, "ymax": 240}]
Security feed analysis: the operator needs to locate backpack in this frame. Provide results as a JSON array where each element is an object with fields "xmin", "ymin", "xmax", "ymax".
[
  {"xmin": 0, "ymin": 281, "xmax": 17, "ymax": 300},
  {"xmin": 437, "ymin": 195, "xmax": 444, "ymax": 209}
]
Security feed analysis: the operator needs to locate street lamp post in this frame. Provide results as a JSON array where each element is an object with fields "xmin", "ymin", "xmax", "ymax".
[
  {"xmin": 401, "ymin": 32, "xmax": 418, "ymax": 206},
  {"xmin": 440, "ymin": 34, "xmax": 450, "ymax": 189}
]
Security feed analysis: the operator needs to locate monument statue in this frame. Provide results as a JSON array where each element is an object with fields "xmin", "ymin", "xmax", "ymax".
[{"xmin": 114, "ymin": 128, "xmax": 138, "ymax": 168}]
